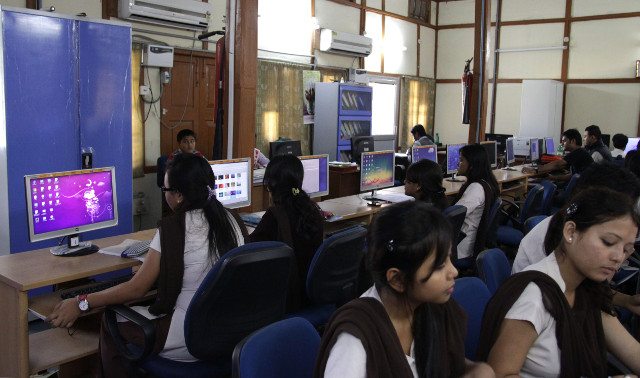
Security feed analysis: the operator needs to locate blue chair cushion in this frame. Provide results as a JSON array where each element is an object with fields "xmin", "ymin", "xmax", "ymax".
[
  {"xmin": 289, "ymin": 304, "xmax": 337, "ymax": 326},
  {"xmin": 455, "ymin": 257, "xmax": 474, "ymax": 270},
  {"xmin": 497, "ymin": 225, "xmax": 524, "ymax": 246},
  {"xmin": 125, "ymin": 344, "xmax": 232, "ymax": 378}
]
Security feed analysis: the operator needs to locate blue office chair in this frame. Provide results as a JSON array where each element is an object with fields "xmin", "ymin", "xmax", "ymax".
[
  {"xmin": 450, "ymin": 277, "xmax": 492, "ymax": 361},
  {"xmin": 476, "ymin": 248, "xmax": 511, "ymax": 295},
  {"xmin": 104, "ymin": 241, "xmax": 294, "ymax": 378},
  {"xmin": 442, "ymin": 205, "xmax": 467, "ymax": 266},
  {"xmin": 294, "ymin": 226, "xmax": 367, "ymax": 328},
  {"xmin": 485, "ymin": 197, "xmax": 503, "ymax": 250},
  {"xmin": 232, "ymin": 317, "xmax": 320, "ymax": 378},
  {"xmin": 496, "ymin": 184, "xmax": 545, "ymax": 247},
  {"xmin": 551, "ymin": 173, "xmax": 580, "ymax": 214},
  {"xmin": 523, "ymin": 215, "xmax": 548, "ymax": 235},
  {"xmin": 539, "ymin": 180, "xmax": 556, "ymax": 216}
]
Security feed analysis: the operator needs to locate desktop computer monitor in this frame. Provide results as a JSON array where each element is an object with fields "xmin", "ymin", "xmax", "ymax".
[
  {"xmin": 545, "ymin": 137, "xmax": 555, "ymax": 155},
  {"xmin": 209, "ymin": 158, "xmax": 252, "ymax": 209},
  {"xmin": 485, "ymin": 133, "xmax": 513, "ymax": 155},
  {"xmin": 24, "ymin": 167, "xmax": 118, "ymax": 253},
  {"xmin": 412, "ymin": 144, "xmax": 438, "ymax": 163},
  {"xmin": 624, "ymin": 137, "xmax": 640, "ymax": 154},
  {"xmin": 269, "ymin": 140, "xmax": 302, "ymax": 159},
  {"xmin": 446, "ymin": 143, "xmax": 465, "ymax": 177},
  {"xmin": 360, "ymin": 150, "xmax": 395, "ymax": 194},
  {"xmin": 530, "ymin": 138, "xmax": 540, "ymax": 161},
  {"xmin": 299, "ymin": 154, "xmax": 329, "ymax": 198},
  {"xmin": 480, "ymin": 141, "xmax": 497, "ymax": 168},
  {"xmin": 505, "ymin": 138, "xmax": 516, "ymax": 166},
  {"xmin": 350, "ymin": 136, "xmax": 374, "ymax": 165}
]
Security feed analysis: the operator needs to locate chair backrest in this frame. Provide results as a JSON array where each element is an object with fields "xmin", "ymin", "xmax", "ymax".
[
  {"xmin": 184, "ymin": 241, "xmax": 294, "ymax": 360},
  {"xmin": 519, "ymin": 184, "xmax": 544, "ymax": 222},
  {"xmin": 450, "ymin": 277, "xmax": 492, "ymax": 361},
  {"xmin": 564, "ymin": 173, "xmax": 580, "ymax": 202},
  {"xmin": 523, "ymin": 215, "xmax": 548, "ymax": 235},
  {"xmin": 484, "ymin": 197, "xmax": 502, "ymax": 249},
  {"xmin": 442, "ymin": 205, "xmax": 467, "ymax": 264},
  {"xmin": 156, "ymin": 155, "xmax": 169, "ymax": 188},
  {"xmin": 232, "ymin": 317, "xmax": 320, "ymax": 378},
  {"xmin": 476, "ymin": 248, "xmax": 511, "ymax": 295},
  {"xmin": 307, "ymin": 226, "xmax": 367, "ymax": 306},
  {"xmin": 539, "ymin": 180, "xmax": 556, "ymax": 215}
]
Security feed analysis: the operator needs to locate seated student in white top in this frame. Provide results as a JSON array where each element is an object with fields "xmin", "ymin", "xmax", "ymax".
[
  {"xmin": 611, "ymin": 133, "xmax": 628, "ymax": 160},
  {"xmin": 454, "ymin": 144, "xmax": 499, "ymax": 260},
  {"xmin": 479, "ymin": 187, "xmax": 640, "ymax": 377},
  {"xmin": 315, "ymin": 201, "xmax": 494, "ymax": 378}
]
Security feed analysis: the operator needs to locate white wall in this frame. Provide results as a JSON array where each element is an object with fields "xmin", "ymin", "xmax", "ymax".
[{"xmin": 434, "ymin": 83, "xmax": 469, "ymax": 145}]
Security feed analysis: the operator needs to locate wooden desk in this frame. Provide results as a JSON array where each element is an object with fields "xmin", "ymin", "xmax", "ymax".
[
  {"xmin": 0, "ymin": 229, "xmax": 155, "ymax": 378},
  {"xmin": 328, "ymin": 168, "xmax": 360, "ymax": 199}
]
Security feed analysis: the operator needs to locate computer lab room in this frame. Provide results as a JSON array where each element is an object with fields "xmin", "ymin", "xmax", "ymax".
[{"xmin": 0, "ymin": 0, "xmax": 639, "ymax": 377}]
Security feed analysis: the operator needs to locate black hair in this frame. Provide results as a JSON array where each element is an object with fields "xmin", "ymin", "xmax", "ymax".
[
  {"xmin": 366, "ymin": 201, "xmax": 453, "ymax": 378},
  {"xmin": 625, "ymin": 153, "xmax": 640, "ymax": 180},
  {"xmin": 165, "ymin": 153, "xmax": 239, "ymax": 263},
  {"xmin": 584, "ymin": 125, "xmax": 602, "ymax": 141},
  {"xmin": 458, "ymin": 143, "xmax": 499, "ymax": 198},
  {"xmin": 563, "ymin": 129, "xmax": 582, "ymax": 147},
  {"xmin": 612, "ymin": 133, "xmax": 629, "ymax": 149},
  {"xmin": 411, "ymin": 124, "xmax": 427, "ymax": 137},
  {"xmin": 625, "ymin": 150, "xmax": 639, "ymax": 171},
  {"xmin": 405, "ymin": 159, "xmax": 449, "ymax": 211},
  {"xmin": 544, "ymin": 187, "xmax": 639, "ymax": 315},
  {"xmin": 263, "ymin": 154, "xmax": 321, "ymax": 238},
  {"xmin": 176, "ymin": 129, "xmax": 196, "ymax": 143},
  {"xmin": 572, "ymin": 163, "xmax": 640, "ymax": 202}
]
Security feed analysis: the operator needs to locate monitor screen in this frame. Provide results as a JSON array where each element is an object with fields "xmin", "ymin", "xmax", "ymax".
[
  {"xmin": 350, "ymin": 136, "xmax": 374, "ymax": 165},
  {"xmin": 545, "ymin": 137, "xmax": 555, "ymax": 155},
  {"xmin": 480, "ymin": 141, "xmax": 497, "ymax": 168},
  {"xmin": 485, "ymin": 133, "xmax": 513, "ymax": 155},
  {"xmin": 360, "ymin": 150, "xmax": 395, "ymax": 192},
  {"xmin": 506, "ymin": 138, "xmax": 515, "ymax": 164},
  {"xmin": 446, "ymin": 143, "xmax": 465, "ymax": 175},
  {"xmin": 412, "ymin": 144, "xmax": 438, "ymax": 163},
  {"xmin": 269, "ymin": 140, "xmax": 302, "ymax": 159},
  {"xmin": 299, "ymin": 154, "xmax": 329, "ymax": 198},
  {"xmin": 209, "ymin": 158, "xmax": 252, "ymax": 209},
  {"xmin": 530, "ymin": 138, "xmax": 539, "ymax": 160},
  {"xmin": 24, "ymin": 167, "xmax": 118, "ymax": 243},
  {"xmin": 624, "ymin": 137, "xmax": 640, "ymax": 154}
]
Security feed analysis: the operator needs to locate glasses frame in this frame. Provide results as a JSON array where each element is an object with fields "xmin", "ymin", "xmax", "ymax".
[{"xmin": 161, "ymin": 186, "xmax": 176, "ymax": 193}]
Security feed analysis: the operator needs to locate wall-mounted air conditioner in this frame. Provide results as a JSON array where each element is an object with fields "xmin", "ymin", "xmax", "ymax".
[
  {"xmin": 319, "ymin": 29, "xmax": 372, "ymax": 57},
  {"xmin": 119, "ymin": 0, "xmax": 210, "ymax": 31}
]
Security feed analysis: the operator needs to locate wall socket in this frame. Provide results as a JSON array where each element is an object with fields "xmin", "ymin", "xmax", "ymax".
[
  {"xmin": 140, "ymin": 85, "xmax": 150, "ymax": 96},
  {"xmin": 161, "ymin": 71, "xmax": 171, "ymax": 84},
  {"xmin": 134, "ymin": 192, "xmax": 147, "ymax": 215}
]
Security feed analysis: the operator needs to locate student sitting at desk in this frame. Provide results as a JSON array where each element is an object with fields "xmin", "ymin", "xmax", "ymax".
[
  {"xmin": 404, "ymin": 159, "xmax": 449, "ymax": 211},
  {"xmin": 45, "ymin": 154, "xmax": 245, "ymax": 377},
  {"xmin": 477, "ymin": 187, "xmax": 640, "ymax": 377},
  {"xmin": 315, "ymin": 202, "xmax": 494, "ymax": 378},
  {"xmin": 405, "ymin": 124, "xmax": 435, "ymax": 162},
  {"xmin": 249, "ymin": 154, "xmax": 323, "ymax": 311},
  {"xmin": 454, "ymin": 144, "xmax": 499, "ymax": 261},
  {"xmin": 168, "ymin": 128, "xmax": 207, "ymax": 161},
  {"xmin": 522, "ymin": 129, "xmax": 593, "ymax": 182}
]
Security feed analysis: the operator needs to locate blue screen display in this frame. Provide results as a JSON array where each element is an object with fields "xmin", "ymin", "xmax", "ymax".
[{"xmin": 412, "ymin": 145, "xmax": 438, "ymax": 163}]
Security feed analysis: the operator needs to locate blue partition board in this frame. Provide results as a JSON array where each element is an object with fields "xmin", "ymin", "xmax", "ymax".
[{"xmin": 3, "ymin": 10, "xmax": 132, "ymax": 253}]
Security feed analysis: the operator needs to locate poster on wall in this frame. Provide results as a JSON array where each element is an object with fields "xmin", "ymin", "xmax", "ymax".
[{"xmin": 303, "ymin": 70, "xmax": 321, "ymax": 124}]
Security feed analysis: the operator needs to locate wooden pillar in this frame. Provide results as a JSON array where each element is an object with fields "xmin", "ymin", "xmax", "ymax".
[
  {"xmin": 468, "ymin": 0, "xmax": 491, "ymax": 143},
  {"xmin": 230, "ymin": 0, "xmax": 258, "ymax": 160}
]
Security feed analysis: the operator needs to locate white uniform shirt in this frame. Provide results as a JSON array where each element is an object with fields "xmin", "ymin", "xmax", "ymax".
[
  {"xmin": 455, "ymin": 182, "xmax": 485, "ymax": 260},
  {"xmin": 512, "ymin": 216, "xmax": 552, "ymax": 274}
]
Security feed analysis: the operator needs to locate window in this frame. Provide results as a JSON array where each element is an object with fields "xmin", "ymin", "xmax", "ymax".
[{"xmin": 409, "ymin": 0, "xmax": 430, "ymax": 23}]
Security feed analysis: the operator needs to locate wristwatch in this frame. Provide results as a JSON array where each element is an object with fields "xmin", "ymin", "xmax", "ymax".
[{"xmin": 77, "ymin": 294, "xmax": 90, "ymax": 312}]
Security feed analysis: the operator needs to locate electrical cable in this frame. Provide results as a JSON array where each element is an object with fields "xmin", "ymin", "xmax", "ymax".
[{"xmin": 159, "ymin": 32, "xmax": 196, "ymax": 130}]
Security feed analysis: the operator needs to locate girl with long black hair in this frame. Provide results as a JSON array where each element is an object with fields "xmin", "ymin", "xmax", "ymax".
[{"xmin": 405, "ymin": 159, "xmax": 449, "ymax": 211}]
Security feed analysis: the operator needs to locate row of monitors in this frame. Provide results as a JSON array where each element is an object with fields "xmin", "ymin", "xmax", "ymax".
[{"xmin": 23, "ymin": 155, "xmax": 331, "ymax": 244}]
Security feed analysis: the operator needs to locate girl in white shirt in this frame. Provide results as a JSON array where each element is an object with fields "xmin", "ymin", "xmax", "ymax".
[{"xmin": 454, "ymin": 144, "xmax": 499, "ymax": 260}]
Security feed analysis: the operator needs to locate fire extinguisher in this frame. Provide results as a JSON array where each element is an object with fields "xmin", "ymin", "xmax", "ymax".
[{"xmin": 462, "ymin": 57, "xmax": 473, "ymax": 124}]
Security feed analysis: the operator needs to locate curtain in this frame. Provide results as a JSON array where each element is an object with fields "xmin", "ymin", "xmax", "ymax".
[
  {"xmin": 399, "ymin": 76, "xmax": 436, "ymax": 152},
  {"xmin": 131, "ymin": 45, "xmax": 144, "ymax": 178},
  {"xmin": 255, "ymin": 60, "xmax": 311, "ymax": 155}
]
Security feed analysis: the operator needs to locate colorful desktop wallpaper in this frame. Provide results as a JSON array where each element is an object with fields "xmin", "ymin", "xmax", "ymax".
[
  {"xmin": 361, "ymin": 152, "xmax": 394, "ymax": 189},
  {"xmin": 413, "ymin": 145, "xmax": 437, "ymax": 163},
  {"xmin": 29, "ymin": 171, "xmax": 115, "ymax": 235}
]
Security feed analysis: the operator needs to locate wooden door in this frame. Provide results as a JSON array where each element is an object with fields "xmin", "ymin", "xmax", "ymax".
[{"xmin": 160, "ymin": 49, "xmax": 217, "ymax": 160}]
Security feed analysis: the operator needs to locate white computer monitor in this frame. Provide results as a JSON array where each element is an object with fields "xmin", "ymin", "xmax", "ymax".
[
  {"xmin": 209, "ymin": 158, "xmax": 252, "ymax": 209},
  {"xmin": 504, "ymin": 138, "xmax": 516, "ymax": 169},
  {"xmin": 360, "ymin": 150, "xmax": 395, "ymax": 196},
  {"xmin": 24, "ymin": 167, "xmax": 118, "ymax": 253},
  {"xmin": 545, "ymin": 137, "xmax": 555, "ymax": 155},
  {"xmin": 624, "ymin": 137, "xmax": 640, "ymax": 154},
  {"xmin": 481, "ymin": 141, "xmax": 497, "ymax": 168},
  {"xmin": 299, "ymin": 154, "xmax": 329, "ymax": 198},
  {"xmin": 412, "ymin": 144, "xmax": 438, "ymax": 163},
  {"xmin": 445, "ymin": 143, "xmax": 465, "ymax": 182},
  {"xmin": 530, "ymin": 138, "xmax": 540, "ymax": 161}
]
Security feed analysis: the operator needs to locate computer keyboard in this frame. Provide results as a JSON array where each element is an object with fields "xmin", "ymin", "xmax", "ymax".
[
  {"xmin": 60, "ymin": 274, "xmax": 133, "ymax": 299},
  {"xmin": 240, "ymin": 213, "xmax": 263, "ymax": 227},
  {"xmin": 121, "ymin": 240, "xmax": 151, "ymax": 258}
]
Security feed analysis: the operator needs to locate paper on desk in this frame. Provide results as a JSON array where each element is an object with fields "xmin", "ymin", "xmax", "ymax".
[
  {"xmin": 373, "ymin": 193, "xmax": 414, "ymax": 203},
  {"xmin": 325, "ymin": 215, "xmax": 343, "ymax": 222},
  {"xmin": 99, "ymin": 239, "xmax": 147, "ymax": 262},
  {"xmin": 29, "ymin": 308, "xmax": 47, "ymax": 321}
]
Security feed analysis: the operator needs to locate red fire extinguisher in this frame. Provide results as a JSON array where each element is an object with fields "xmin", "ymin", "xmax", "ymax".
[{"xmin": 462, "ymin": 58, "xmax": 473, "ymax": 124}]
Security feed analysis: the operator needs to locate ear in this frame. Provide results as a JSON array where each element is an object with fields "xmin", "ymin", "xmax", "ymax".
[
  {"xmin": 563, "ymin": 220, "xmax": 576, "ymax": 243},
  {"xmin": 386, "ymin": 268, "xmax": 406, "ymax": 293},
  {"xmin": 175, "ymin": 191, "xmax": 184, "ymax": 204}
]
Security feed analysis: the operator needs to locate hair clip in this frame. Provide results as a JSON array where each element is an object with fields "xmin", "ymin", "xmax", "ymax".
[
  {"xmin": 206, "ymin": 185, "xmax": 215, "ymax": 201},
  {"xmin": 566, "ymin": 202, "xmax": 578, "ymax": 217},
  {"xmin": 292, "ymin": 187, "xmax": 300, "ymax": 196},
  {"xmin": 386, "ymin": 239, "xmax": 395, "ymax": 252}
]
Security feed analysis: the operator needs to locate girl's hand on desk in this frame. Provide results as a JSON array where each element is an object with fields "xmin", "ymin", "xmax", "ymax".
[{"xmin": 45, "ymin": 298, "xmax": 81, "ymax": 328}]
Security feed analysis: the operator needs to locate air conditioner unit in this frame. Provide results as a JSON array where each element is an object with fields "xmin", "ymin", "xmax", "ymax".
[
  {"xmin": 319, "ymin": 29, "xmax": 372, "ymax": 57},
  {"xmin": 119, "ymin": 0, "xmax": 210, "ymax": 31}
]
